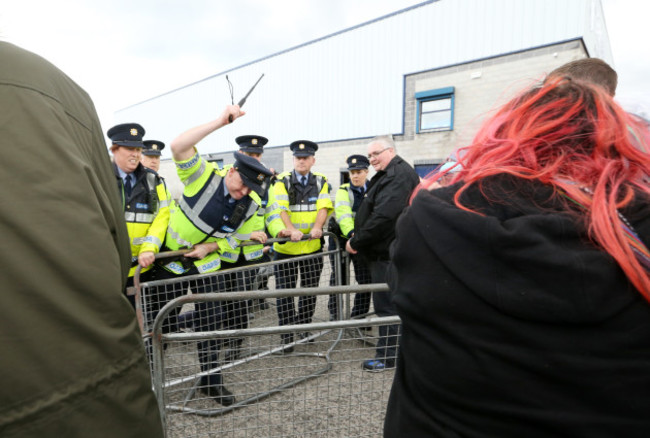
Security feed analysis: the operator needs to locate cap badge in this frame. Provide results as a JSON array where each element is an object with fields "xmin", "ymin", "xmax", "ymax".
[
  {"xmin": 130, "ymin": 128, "xmax": 138, "ymax": 136},
  {"xmin": 252, "ymin": 138, "xmax": 258, "ymax": 145},
  {"xmin": 299, "ymin": 143, "xmax": 305, "ymax": 149},
  {"xmin": 257, "ymin": 173, "xmax": 265, "ymax": 181},
  {"xmin": 352, "ymin": 158, "xmax": 357, "ymax": 164},
  {"xmin": 152, "ymin": 144, "xmax": 158, "ymax": 150}
]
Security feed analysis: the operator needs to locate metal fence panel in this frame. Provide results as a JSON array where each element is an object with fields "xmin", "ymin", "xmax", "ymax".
[
  {"xmin": 136, "ymin": 236, "xmax": 400, "ymax": 437},
  {"xmin": 155, "ymin": 294, "xmax": 399, "ymax": 438},
  {"xmin": 138, "ymin": 235, "xmax": 344, "ymax": 337}
]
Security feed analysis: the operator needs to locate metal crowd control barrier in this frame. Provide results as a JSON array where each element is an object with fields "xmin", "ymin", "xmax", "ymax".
[
  {"xmin": 132, "ymin": 233, "xmax": 345, "ymax": 335},
  {"xmin": 151, "ymin": 286, "xmax": 399, "ymax": 438},
  {"xmin": 133, "ymin": 232, "xmax": 401, "ymax": 437}
]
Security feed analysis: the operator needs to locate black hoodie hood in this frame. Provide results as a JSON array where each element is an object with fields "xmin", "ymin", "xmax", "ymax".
[
  {"xmin": 402, "ymin": 174, "xmax": 645, "ymax": 324},
  {"xmin": 385, "ymin": 174, "xmax": 650, "ymax": 438}
]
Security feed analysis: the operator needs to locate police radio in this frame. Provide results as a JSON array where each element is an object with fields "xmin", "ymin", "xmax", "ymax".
[{"xmin": 224, "ymin": 201, "xmax": 248, "ymax": 230}]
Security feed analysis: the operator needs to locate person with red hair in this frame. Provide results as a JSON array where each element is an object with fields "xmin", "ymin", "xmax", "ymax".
[{"xmin": 384, "ymin": 78, "xmax": 650, "ymax": 437}]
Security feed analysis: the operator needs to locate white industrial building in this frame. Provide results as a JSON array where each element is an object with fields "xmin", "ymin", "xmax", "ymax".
[{"xmin": 115, "ymin": 0, "xmax": 613, "ymax": 198}]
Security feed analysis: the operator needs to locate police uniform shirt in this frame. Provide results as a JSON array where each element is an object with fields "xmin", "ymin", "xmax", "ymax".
[
  {"xmin": 350, "ymin": 183, "xmax": 366, "ymax": 212},
  {"xmin": 116, "ymin": 166, "xmax": 134, "ymax": 195},
  {"xmin": 221, "ymin": 181, "xmax": 243, "ymax": 232},
  {"xmin": 196, "ymin": 179, "xmax": 247, "ymax": 235},
  {"xmin": 291, "ymin": 170, "xmax": 319, "ymax": 210},
  {"xmin": 293, "ymin": 170, "xmax": 312, "ymax": 188}
]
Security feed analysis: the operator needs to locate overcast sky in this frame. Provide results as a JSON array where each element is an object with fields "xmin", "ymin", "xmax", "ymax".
[{"xmin": 1, "ymin": 0, "xmax": 648, "ymax": 140}]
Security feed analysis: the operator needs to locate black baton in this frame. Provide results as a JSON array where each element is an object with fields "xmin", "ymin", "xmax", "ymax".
[{"xmin": 228, "ymin": 73, "xmax": 265, "ymax": 123}]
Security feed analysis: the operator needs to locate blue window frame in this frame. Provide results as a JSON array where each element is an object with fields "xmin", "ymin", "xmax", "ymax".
[
  {"xmin": 415, "ymin": 87, "xmax": 455, "ymax": 133},
  {"xmin": 414, "ymin": 160, "xmax": 443, "ymax": 179},
  {"xmin": 414, "ymin": 163, "xmax": 438, "ymax": 178}
]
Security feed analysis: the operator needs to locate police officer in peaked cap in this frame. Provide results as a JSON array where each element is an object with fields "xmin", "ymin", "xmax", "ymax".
[
  {"xmin": 268, "ymin": 138, "xmax": 333, "ymax": 347},
  {"xmin": 106, "ymin": 122, "xmax": 170, "ymax": 309},
  {"xmin": 237, "ymin": 134, "xmax": 278, "ymax": 179},
  {"xmin": 328, "ymin": 153, "xmax": 372, "ymax": 321},
  {"xmin": 141, "ymin": 139, "xmax": 165, "ymax": 172},
  {"xmin": 232, "ymin": 151, "xmax": 273, "ymax": 196},
  {"xmin": 107, "ymin": 122, "xmax": 145, "ymax": 148},
  {"xmin": 236, "ymin": 135, "xmax": 267, "ymax": 158},
  {"xmin": 148, "ymin": 104, "xmax": 271, "ymax": 406},
  {"xmin": 289, "ymin": 140, "xmax": 318, "ymax": 157},
  {"xmin": 347, "ymin": 154, "xmax": 370, "ymax": 170},
  {"xmin": 234, "ymin": 135, "xmax": 276, "ymax": 314},
  {"xmin": 143, "ymin": 140, "xmax": 165, "ymax": 155}
]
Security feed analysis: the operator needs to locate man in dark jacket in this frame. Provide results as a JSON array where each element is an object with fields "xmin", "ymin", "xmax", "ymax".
[
  {"xmin": 0, "ymin": 41, "xmax": 163, "ymax": 437},
  {"xmin": 346, "ymin": 135, "xmax": 420, "ymax": 371}
]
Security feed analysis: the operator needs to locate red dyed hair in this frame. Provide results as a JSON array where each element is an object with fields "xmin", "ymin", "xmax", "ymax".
[{"xmin": 418, "ymin": 78, "xmax": 650, "ymax": 299}]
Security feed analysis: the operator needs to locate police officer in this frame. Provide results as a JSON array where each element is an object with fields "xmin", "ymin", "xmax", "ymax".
[
  {"xmin": 107, "ymin": 123, "xmax": 170, "ymax": 307},
  {"xmin": 152, "ymin": 105, "xmax": 272, "ymax": 406},
  {"xmin": 141, "ymin": 139, "xmax": 165, "ymax": 172},
  {"xmin": 236, "ymin": 134, "xmax": 265, "ymax": 160},
  {"xmin": 268, "ymin": 140, "xmax": 333, "ymax": 350},
  {"xmin": 235, "ymin": 135, "xmax": 280, "ymax": 314},
  {"xmin": 328, "ymin": 155, "xmax": 372, "ymax": 320},
  {"xmin": 215, "ymin": 135, "xmax": 284, "ymax": 362},
  {"xmin": 141, "ymin": 139, "xmax": 173, "ymax": 216}
]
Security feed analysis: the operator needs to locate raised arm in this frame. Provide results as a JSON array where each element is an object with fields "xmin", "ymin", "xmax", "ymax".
[{"xmin": 170, "ymin": 105, "xmax": 245, "ymax": 161}]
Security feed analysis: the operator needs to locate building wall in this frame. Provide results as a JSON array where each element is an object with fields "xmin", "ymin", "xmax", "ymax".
[
  {"xmin": 118, "ymin": 0, "xmax": 610, "ymax": 165},
  {"xmin": 399, "ymin": 40, "xmax": 588, "ymax": 163},
  {"xmin": 287, "ymin": 40, "xmax": 588, "ymax": 193},
  {"xmin": 159, "ymin": 40, "xmax": 588, "ymax": 199}
]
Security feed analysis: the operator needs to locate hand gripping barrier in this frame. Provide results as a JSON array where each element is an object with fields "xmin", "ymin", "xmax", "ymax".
[{"xmin": 132, "ymin": 233, "xmax": 401, "ymax": 437}]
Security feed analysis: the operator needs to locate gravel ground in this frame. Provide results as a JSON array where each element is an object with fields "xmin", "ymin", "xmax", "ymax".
[{"xmin": 154, "ymin": 267, "xmax": 397, "ymax": 438}]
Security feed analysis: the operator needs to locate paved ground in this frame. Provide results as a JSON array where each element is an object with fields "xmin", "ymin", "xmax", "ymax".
[{"xmin": 159, "ymin": 289, "xmax": 396, "ymax": 438}]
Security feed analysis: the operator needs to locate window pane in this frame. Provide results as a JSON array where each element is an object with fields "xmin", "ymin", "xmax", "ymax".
[
  {"xmin": 414, "ymin": 164, "xmax": 439, "ymax": 178},
  {"xmin": 421, "ymin": 110, "xmax": 451, "ymax": 131},
  {"xmin": 422, "ymin": 98, "xmax": 451, "ymax": 112}
]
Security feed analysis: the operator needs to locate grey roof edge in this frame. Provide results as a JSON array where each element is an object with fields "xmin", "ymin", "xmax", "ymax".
[{"xmin": 117, "ymin": 0, "xmax": 438, "ymax": 112}]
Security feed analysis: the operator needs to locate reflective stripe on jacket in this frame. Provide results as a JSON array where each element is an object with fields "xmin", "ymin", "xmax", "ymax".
[
  {"xmin": 163, "ymin": 153, "xmax": 264, "ymax": 274},
  {"xmin": 335, "ymin": 183, "xmax": 357, "ymax": 238},
  {"xmin": 114, "ymin": 163, "xmax": 170, "ymax": 277},
  {"xmin": 271, "ymin": 171, "xmax": 333, "ymax": 255}
]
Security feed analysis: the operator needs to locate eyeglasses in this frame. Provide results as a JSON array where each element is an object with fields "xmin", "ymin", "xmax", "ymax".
[{"xmin": 367, "ymin": 147, "xmax": 391, "ymax": 159}]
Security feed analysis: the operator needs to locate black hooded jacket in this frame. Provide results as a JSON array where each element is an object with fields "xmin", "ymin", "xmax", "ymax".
[
  {"xmin": 384, "ymin": 175, "xmax": 650, "ymax": 438},
  {"xmin": 350, "ymin": 154, "xmax": 420, "ymax": 261}
]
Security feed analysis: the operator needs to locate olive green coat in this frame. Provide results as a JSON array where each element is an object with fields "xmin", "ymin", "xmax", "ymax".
[{"xmin": 0, "ymin": 42, "xmax": 163, "ymax": 438}]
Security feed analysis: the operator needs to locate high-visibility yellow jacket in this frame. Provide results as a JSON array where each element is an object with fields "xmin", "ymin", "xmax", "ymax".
[
  {"xmin": 114, "ymin": 163, "xmax": 170, "ymax": 277},
  {"xmin": 216, "ymin": 164, "xmax": 285, "ymax": 264},
  {"xmin": 214, "ymin": 195, "xmax": 266, "ymax": 265},
  {"xmin": 161, "ymin": 151, "xmax": 264, "ymax": 275},
  {"xmin": 232, "ymin": 179, "xmax": 286, "ymax": 262},
  {"xmin": 335, "ymin": 183, "xmax": 359, "ymax": 238},
  {"xmin": 270, "ymin": 170, "xmax": 333, "ymax": 255},
  {"xmin": 264, "ymin": 184, "xmax": 286, "ymax": 237}
]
